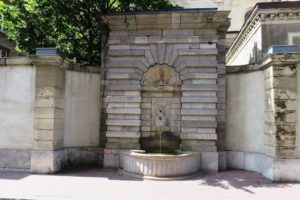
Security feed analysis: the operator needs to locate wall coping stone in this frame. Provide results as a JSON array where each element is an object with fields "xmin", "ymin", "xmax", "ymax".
[
  {"xmin": 31, "ymin": 55, "xmax": 69, "ymax": 69},
  {"xmin": 0, "ymin": 55, "xmax": 70, "ymax": 69},
  {"xmin": 226, "ymin": 53, "xmax": 300, "ymax": 74},
  {"xmin": 0, "ymin": 56, "xmax": 32, "ymax": 66}
]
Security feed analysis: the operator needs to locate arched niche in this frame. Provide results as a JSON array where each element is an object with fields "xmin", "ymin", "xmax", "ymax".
[
  {"xmin": 141, "ymin": 64, "xmax": 181, "ymax": 86},
  {"xmin": 140, "ymin": 64, "xmax": 182, "ymax": 142}
]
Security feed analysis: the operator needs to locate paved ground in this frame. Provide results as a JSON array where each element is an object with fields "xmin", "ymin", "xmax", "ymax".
[{"xmin": 0, "ymin": 168, "xmax": 299, "ymax": 200}]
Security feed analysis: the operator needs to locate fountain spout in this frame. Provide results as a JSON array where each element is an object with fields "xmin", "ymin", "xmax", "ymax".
[{"xmin": 154, "ymin": 109, "xmax": 170, "ymax": 136}]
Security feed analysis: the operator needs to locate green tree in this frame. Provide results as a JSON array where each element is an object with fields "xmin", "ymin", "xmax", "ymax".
[{"xmin": 0, "ymin": 0, "xmax": 181, "ymax": 65}]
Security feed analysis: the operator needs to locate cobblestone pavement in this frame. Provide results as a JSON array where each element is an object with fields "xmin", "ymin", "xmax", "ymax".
[{"xmin": 0, "ymin": 168, "xmax": 299, "ymax": 200}]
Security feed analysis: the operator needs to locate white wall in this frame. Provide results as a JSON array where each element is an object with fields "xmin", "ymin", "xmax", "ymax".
[
  {"xmin": 64, "ymin": 71, "xmax": 101, "ymax": 147},
  {"xmin": 226, "ymin": 71, "xmax": 264, "ymax": 154},
  {"xmin": 0, "ymin": 66, "xmax": 35, "ymax": 149}
]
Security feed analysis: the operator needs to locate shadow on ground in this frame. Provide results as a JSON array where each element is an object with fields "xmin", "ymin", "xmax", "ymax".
[
  {"xmin": 57, "ymin": 165, "xmax": 143, "ymax": 181},
  {"xmin": 0, "ymin": 171, "xmax": 30, "ymax": 180},
  {"xmin": 195, "ymin": 170, "xmax": 291, "ymax": 194}
]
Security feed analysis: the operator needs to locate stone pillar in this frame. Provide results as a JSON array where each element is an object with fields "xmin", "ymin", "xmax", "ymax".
[
  {"xmin": 31, "ymin": 55, "xmax": 68, "ymax": 173},
  {"xmin": 264, "ymin": 63, "xmax": 297, "ymax": 159}
]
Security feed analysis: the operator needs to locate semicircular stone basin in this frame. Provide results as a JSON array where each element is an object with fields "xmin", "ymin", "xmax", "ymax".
[{"xmin": 122, "ymin": 150, "xmax": 200, "ymax": 178}]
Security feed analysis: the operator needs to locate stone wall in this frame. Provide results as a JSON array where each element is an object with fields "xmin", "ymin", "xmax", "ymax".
[
  {"xmin": 102, "ymin": 10, "xmax": 230, "ymax": 171},
  {"xmin": 0, "ymin": 56, "xmax": 103, "ymax": 173},
  {"xmin": 226, "ymin": 54, "xmax": 300, "ymax": 181}
]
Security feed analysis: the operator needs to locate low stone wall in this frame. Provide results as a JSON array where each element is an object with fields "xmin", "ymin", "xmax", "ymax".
[
  {"xmin": 226, "ymin": 53, "xmax": 300, "ymax": 182},
  {"xmin": 227, "ymin": 151, "xmax": 300, "ymax": 182},
  {"xmin": 0, "ymin": 56, "xmax": 103, "ymax": 173}
]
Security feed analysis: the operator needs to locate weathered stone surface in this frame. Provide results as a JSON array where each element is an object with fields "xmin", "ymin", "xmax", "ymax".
[
  {"xmin": 106, "ymin": 131, "xmax": 140, "ymax": 138},
  {"xmin": 181, "ymin": 97, "xmax": 218, "ymax": 103},
  {"xmin": 201, "ymin": 152, "xmax": 219, "ymax": 172},
  {"xmin": 0, "ymin": 149, "xmax": 31, "ymax": 171},
  {"xmin": 31, "ymin": 150, "xmax": 65, "ymax": 173},
  {"xmin": 106, "ymin": 108, "xmax": 141, "ymax": 114},
  {"xmin": 103, "ymin": 149, "xmax": 120, "ymax": 169},
  {"xmin": 181, "ymin": 108, "xmax": 218, "ymax": 116},
  {"xmin": 180, "ymin": 144, "xmax": 217, "ymax": 152},
  {"xmin": 106, "ymin": 119, "xmax": 141, "ymax": 126},
  {"xmin": 181, "ymin": 84, "xmax": 218, "ymax": 91},
  {"xmin": 218, "ymin": 151, "xmax": 227, "ymax": 171},
  {"xmin": 105, "ymin": 96, "xmax": 142, "ymax": 103},
  {"xmin": 227, "ymin": 151, "xmax": 245, "ymax": 169},
  {"xmin": 182, "ymin": 120, "xmax": 217, "ymax": 128}
]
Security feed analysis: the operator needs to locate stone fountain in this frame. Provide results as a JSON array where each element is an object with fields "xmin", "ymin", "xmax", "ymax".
[
  {"xmin": 122, "ymin": 104, "xmax": 200, "ymax": 178},
  {"xmin": 120, "ymin": 64, "xmax": 200, "ymax": 179},
  {"xmin": 102, "ymin": 9, "xmax": 230, "ymax": 177}
]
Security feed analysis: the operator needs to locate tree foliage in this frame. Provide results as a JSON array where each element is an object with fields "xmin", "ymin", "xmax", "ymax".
[{"xmin": 0, "ymin": 0, "xmax": 181, "ymax": 65}]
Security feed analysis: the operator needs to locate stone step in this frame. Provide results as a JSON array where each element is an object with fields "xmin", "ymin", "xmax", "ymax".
[
  {"xmin": 181, "ymin": 96, "xmax": 218, "ymax": 103},
  {"xmin": 105, "ymin": 96, "xmax": 142, "ymax": 103},
  {"xmin": 181, "ymin": 73, "xmax": 218, "ymax": 80},
  {"xmin": 106, "ymin": 108, "xmax": 141, "ymax": 114},
  {"xmin": 106, "ymin": 119, "xmax": 141, "ymax": 126},
  {"xmin": 181, "ymin": 108, "xmax": 218, "ymax": 116},
  {"xmin": 181, "ymin": 84, "xmax": 218, "ymax": 91},
  {"xmin": 182, "ymin": 120, "xmax": 217, "ymax": 128},
  {"xmin": 106, "ymin": 131, "xmax": 141, "ymax": 138}
]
